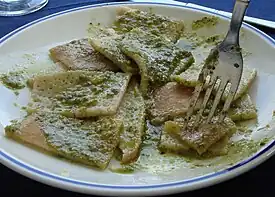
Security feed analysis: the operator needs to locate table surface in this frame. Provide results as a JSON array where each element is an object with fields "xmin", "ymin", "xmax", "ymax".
[{"xmin": 1, "ymin": 0, "xmax": 275, "ymax": 196}]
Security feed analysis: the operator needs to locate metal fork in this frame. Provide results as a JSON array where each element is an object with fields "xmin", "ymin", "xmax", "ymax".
[{"xmin": 185, "ymin": 0, "xmax": 250, "ymax": 127}]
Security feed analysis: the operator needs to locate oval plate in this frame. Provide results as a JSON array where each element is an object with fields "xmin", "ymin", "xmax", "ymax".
[{"xmin": 1, "ymin": 2, "xmax": 275, "ymax": 196}]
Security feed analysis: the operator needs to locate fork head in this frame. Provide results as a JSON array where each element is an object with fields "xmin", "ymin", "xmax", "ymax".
[
  {"xmin": 183, "ymin": 0, "xmax": 250, "ymax": 129},
  {"xmin": 185, "ymin": 42, "xmax": 243, "ymax": 128}
]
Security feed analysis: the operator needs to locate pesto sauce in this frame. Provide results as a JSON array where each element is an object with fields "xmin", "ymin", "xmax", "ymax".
[
  {"xmin": 192, "ymin": 16, "xmax": 219, "ymax": 30},
  {"xmin": 205, "ymin": 35, "xmax": 220, "ymax": 44},
  {"xmin": 178, "ymin": 33, "xmax": 223, "ymax": 51},
  {"xmin": 195, "ymin": 35, "xmax": 221, "ymax": 47},
  {"xmin": 116, "ymin": 81, "xmax": 146, "ymax": 163},
  {"xmin": 53, "ymin": 73, "xmax": 118, "ymax": 107},
  {"xmin": 227, "ymin": 138, "xmax": 270, "ymax": 156},
  {"xmin": 204, "ymin": 48, "xmax": 219, "ymax": 70},
  {"xmin": 109, "ymin": 165, "xmax": 135, "ymax": 174},
  {"xmin": 120, "ymin": 28, "xmax": 194, "ymax": 95},
  {"xmin": 29, "ymin": 71, "xmax": 130, "ymax": 118},
  {"xmin": 0, "ymin": 70, "xmax": 26, "ymax": 90},
  {"xmin": 21, "ymin": 106, "xmax": 37, "ymax": 116},
  {"xmin": 113, "ymin": 8, "xmax": 184, "ymax": 42},
  {"xmin": 4, "ymin": 120, "xmax": 20, "ymax": 133},
  {"xmin": 36, "ymin": 111, "xmax": 121, "ymax": 169},
  {"xmin": 172, "ymin": 36, "xmax": 220, "ymax": 87},
  {"xmin": 3, "ymin": 9, "xmax": 264, "ymax": 175},
  {"xmin": 88, "ymin": 25, "xmax": 138, "ymax": 74},
  {"xmin": 228, "ymin": 94, "xmax": 257, "ymax": 121},
  {"xmin": 142, "ymin": 120, "xmax": 163, "ymax": 146},
  {"xmin": 111, "ymin": 127, "xmax": 270, "ymax": 174}
]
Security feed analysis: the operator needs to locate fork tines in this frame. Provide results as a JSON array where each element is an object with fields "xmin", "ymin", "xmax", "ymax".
[
  {"xmin": 185, "ymin": 79, "xmax": 226, "ymax": 129},
  {"xmin": 184, "ymin": 51, "xmax": 241, "ymax": 129}
]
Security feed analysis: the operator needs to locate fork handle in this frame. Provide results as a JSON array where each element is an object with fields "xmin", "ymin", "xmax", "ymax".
[{"xmin": 224, "ymin": 0, "xmax": 250, "ymax": 45}]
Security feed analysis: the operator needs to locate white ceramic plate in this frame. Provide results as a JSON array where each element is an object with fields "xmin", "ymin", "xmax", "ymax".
[{"xmin": 1, "ymin": 2, "xmax": 275, "ymax": 196}]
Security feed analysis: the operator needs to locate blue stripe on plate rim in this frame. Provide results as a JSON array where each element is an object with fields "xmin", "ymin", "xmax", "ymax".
[{"xmin": 0, "ymin": 1, "xmax": 275, "ymax": 190}]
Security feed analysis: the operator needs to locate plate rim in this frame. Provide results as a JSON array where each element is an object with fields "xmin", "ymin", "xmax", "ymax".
[{"xmin": 0, "ymin": 2, "xmax": 275, "ymax": 196}]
